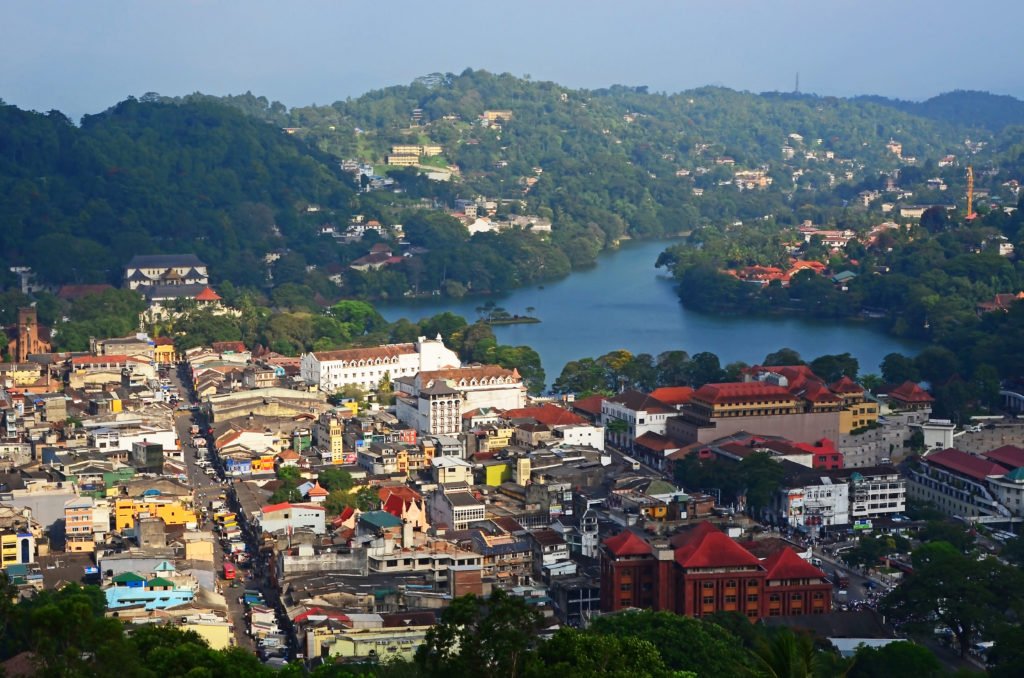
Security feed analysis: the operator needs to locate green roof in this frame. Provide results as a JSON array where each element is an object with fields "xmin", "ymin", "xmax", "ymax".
[
  {"xmin": 146, "ymin": 577, "xmax": 175, "ymax": 588},
  {"xmin": 1005, "ymin": 467, "xmax": 1024, "ymax": 482},
  {"xmin": 359, "ymin": 510, "xmax": 402, "ymax": 529},
  {"xmin": 112, "ymin": 572, "xmax": 146, "ymax": 583}
]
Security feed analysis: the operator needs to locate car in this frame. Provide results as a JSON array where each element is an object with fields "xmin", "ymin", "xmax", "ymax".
[{"xmin": 204, "ymin": 467, "xmax": 216, "ymax": 475}]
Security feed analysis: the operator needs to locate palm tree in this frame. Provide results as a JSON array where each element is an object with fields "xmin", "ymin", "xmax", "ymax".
[{"xmin": 749, "ymin": 628, "xmax": 850, "ymax": 678}]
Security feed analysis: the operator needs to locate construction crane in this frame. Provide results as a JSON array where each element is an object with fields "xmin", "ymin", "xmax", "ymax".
[{"xmin": 966, "ymin": 166, "xmax": 977, "ymax": 220}]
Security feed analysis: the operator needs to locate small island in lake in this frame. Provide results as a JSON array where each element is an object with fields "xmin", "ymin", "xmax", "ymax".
[{"xmin": 478, "ymin": 303, "xmax": 540, "ymax": 325}]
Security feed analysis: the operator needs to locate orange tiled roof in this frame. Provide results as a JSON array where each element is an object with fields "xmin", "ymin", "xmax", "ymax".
[{"xmin": 692, "ymin": 382, "xmax": 795, "ymax": 405}]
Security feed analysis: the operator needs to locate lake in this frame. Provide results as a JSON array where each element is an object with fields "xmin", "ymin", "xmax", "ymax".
[{"xmin": 376, "ymin": 238, "xmax": 922, "ymax": 385}]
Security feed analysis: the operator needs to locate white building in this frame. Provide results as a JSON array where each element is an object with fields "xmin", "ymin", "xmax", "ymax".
[
  {"xmin": 395, "ymin": 365, "xmax": 526, "ymax": 435},
  {"xmin": 553, "ymin": 424, "xmax": 606, "ymax": 451},
  {"xmin": 258, "ymin": 503, "xmax": 326, "ymax": 535},
  {"xmin": 427, "ymin": 483, "xmax": 485, "ymax": 531},
  {"xmin": 124, "ymin": 254, "xmax": 208, "ymax": 290},
  {"xmin": 776, "ymin": 464, "xmax": 905, "ymax": 530},
  {"xmin": 300, "ymin": 336, "xmax": 459, "ymax": 393},
  {"xmin": 600, "ymin": 390, "xmax": 674, "ymax": 450}
]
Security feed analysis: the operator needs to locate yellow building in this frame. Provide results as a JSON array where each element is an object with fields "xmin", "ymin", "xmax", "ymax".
[
  {"xmin": 391, "ymin": 145, "xmax": 422, "ymax": 156},
  {"xmin": 831, "ymin": 376, "xmax": 880, "ymax": 434},
  {"xmin": 180, "ymin": 617, "xmax": 233, "ymax": 650},
  {"xmin": 114, "ymin": 498, "xmax": 197, "ymax": 531},
  {"xmin": 483, "ymin": 110, "xmax": 513, "ymax": 122},
  {"xmin": 483, "ymin": 461, "xmax": 512, "ymax": 487},
  {"xmin": 0, "ymin": 363, "xmax": 43, "ymax": 386},
  {"xmin": 323, "ymin": 625, "xmax": 431, "ymax": 662},
  {"xmin": 420, "ymin": 144, "xmax": 443, "ymax": 157},
  {"xmin": 386, "ymin": 154, "xmax": 419, "ymax": 167},
  {"xmin": 154, "ymin": 340, "xmax": 179, "ymax": 365},
  {"xmin": 0, "ymin": 532, "xmax": 34, "ymax": 568}
]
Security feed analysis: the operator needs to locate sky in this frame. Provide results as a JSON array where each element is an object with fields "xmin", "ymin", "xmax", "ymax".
[{"xmin": 2, "ymin": 0, "xmax": 1022, "ymax": 121}]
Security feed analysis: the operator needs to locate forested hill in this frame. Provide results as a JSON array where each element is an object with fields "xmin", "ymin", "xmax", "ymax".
[
  {"xmin": 0, "ymin": 98, "xmax": 355, "ymax": 287},
  {"xmin": 854, "ymin": 90, "xmax": 1024, "ymax": 132},
  {"xmin": 1, "ymin": 71, "xmax": 1019, "ymax": 296}
]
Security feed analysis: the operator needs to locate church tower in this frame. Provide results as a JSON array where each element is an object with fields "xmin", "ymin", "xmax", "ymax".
[{"xmin": 16, "ymin": 307, "xmax": 39, "ymax": 362}]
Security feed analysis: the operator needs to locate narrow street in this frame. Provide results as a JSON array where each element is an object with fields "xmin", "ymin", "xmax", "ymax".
[{"xmin": 170, "ymin": 364, "xmax": 257, "ymax": 653}]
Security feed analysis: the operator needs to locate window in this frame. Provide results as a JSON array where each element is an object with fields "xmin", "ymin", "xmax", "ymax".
[
  {"xmin": 746, "ymin": 594, "xmax": 759, "ymax": 603},
  {"xmin": 620, "ymin": 583, "xmax": 632, "ymax": 592},
  {"xmin": 702, "ymin": 596, "xmax": 714, "ymax": 605},
  {"xmin": 702, "ymin": 581, "xmax": 715, "ymax": 590}
]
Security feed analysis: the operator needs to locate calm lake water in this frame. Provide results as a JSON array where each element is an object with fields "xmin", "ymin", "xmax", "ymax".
[{"xmin": 376, "ymin": 239, "xmax": 922, "ymax": 385}]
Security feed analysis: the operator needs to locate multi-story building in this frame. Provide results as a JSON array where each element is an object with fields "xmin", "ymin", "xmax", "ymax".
[
  {"xmin": 601, "ymin": 390, "xmax": 675, "ymax": 450},
  {"xmin": 0, "ymin": 505, "xmax": 38, "ymax": 568},
  {"xmin": 907, "ymin": 447, "xmax": 1014, "ymax": 519},
  {"xmin": 64, "ymin": 497, "xmax": 111, "ymax": 552},
  {"xmin": 124, "ymin": 254, "xmax": 208, "ymax": 290},
  {"xmin": 313, "ymin": 412, "xmax": 349, "ymax": 464},
  {"xmin": 599, "ymin": 522, "xmax": 832, "ymax": 619},
  {"xmin": 300, "ymin": 336, "xmax": 459, "ymax": 394},
  {"xmin": 395, "ymin": 365, "xmax": 525, "ymax": 435},
  {"xmin": 113, "ymin": 497, "xmax": 195, "ymax": 531},
  {"xmin": 258, "ymin": 502, "xmax": 327, "ymax": 535},
  {"xmin": 668, "ymin": 382, "xmax": 840, "ymax": 445},
  {"xmin": 428, "ymin": 483, "xmax": 485, "ymax": 531}
]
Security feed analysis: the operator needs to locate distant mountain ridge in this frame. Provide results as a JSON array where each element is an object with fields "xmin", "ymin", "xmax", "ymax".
[{"xmin": 853, "ymin": 90, "xmax": 1024, "ymax": 131}]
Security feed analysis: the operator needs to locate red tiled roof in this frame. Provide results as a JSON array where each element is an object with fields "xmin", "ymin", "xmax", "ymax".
[
  {"xmin": 277, "ymin": 449, "xmax": 300, "ymax": 460},
  {"xmin": 603, "ymin": 530, "xmax": 653, "ymax": 557},
  {"xmin": 312, "ymin": 343, "xmax": 417, "ymax": 363},
  {"xmin": 800, "ymin": 380, "xmax": 842, "ymax": 404},
  {"xmin": 307, "ymin": 482, "xmax": 329, "ymax": 497},
  {"xmin": 648, "ymin": 386, "xmax": 695, "ymax": 406},
  {"xmin": 925, "ymin": 448, "xmax": 1007, "ymax": 481},
  {"xmin": 379, "ymin": 486, "xmax": 422, "ymax": 503},
  {"xmin": 981, "ymin": 445, "xmax": 1024, "ymax": 471},
  {"xmin": 260, "ymin": 502, "xmax": 326, "ymax": 513},
  {"xmin": 419, "ymin": 365, "xmax": 519, "ymax": 383},
  {"xmin": 829, "ymin": 376, "xmax": 864, "ymax": 395},
  {"xmin": 888, "ymin": 381, "xmax": 934, "ymax": 403},
  {"xmin": 502, "ymin": 403, "xmax": 587, "ymax": 427},
  {"xmin": 692, "ymin": 382, "xmax": 796, "ymax": 405},
  {"xmin": 674, "ymin": 525, "xmax": 763, "ymax": 569},
  {"xmin": 194, "ymin": 286, "xmax": 222, "ymax": 302},
  {"xmin": 635, "ymin": 432, "xmax": 681, "ymax": 452},
  {"xmin": 763, "ymin": 547, "xmax": 828, "ymax": 581},
  {"xmin": 571, "ymin": 395, "xmax": 604, "ymax": 417},
  {"xmin": 607, "ymin": 389, "xmax": 674, "ymax": 414}
]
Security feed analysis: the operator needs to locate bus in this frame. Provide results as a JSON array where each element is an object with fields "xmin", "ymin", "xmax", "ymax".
[
  {"xmin": 223, "ymin": 562, "xmax": 236, "ymax": 580},
  {"xmin": 833, "ymin": 569, "xmax": 850, "ymax": 588}
]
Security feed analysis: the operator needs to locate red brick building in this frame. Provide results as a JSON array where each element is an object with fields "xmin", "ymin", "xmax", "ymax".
[{"xmin": 600, "ymin": 522, "xmax": 832, "ymax": 620}]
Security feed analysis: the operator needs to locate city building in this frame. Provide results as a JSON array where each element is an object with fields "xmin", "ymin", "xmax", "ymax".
[
  {"xmin": 124, "ymin": 254, "xmax": 208, "ymax": 290},
  {"xmin": 300, "ymin": 336, "xmax": 459, "ymax": 393},
  {"xmin": 599, "ymin": 522, "xmax": 832, "ymax": 619},
  {"xmin": 395, "ymin": 364, "xmax": 525, "ymax": 435}
]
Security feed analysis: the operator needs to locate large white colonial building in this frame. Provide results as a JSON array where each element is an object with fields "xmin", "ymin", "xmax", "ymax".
[
  {"xmin": 395, "ymin": 365, "xmax": 526, "ymax": 435},
  {"xmin": 300, "ymin": 336, "xmax": 459, "ymax": 393}
]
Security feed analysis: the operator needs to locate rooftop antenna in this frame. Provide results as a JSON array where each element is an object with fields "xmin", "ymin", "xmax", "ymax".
[{"xmin": 795, "ymin": 72, "xmax": 800, "ymax": 94}]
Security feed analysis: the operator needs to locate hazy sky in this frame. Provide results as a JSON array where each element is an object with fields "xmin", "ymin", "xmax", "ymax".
[{"xmin": 3, "ymin": 0, "xmax": 1021, "ymax": 120}]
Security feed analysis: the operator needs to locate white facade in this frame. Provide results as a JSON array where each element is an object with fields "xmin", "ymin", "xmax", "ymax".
[
  {"xmin": 848, "ymin": 469, "xmax": 906, "ymax": 519},
  {"xmin": 600, "ymin": 393, "xmax": 672, "ymax": 449},
  {"xmin": 395, "ymin": 365, "xmax": 525, "ymax": 435},
  {"xmin": 258, "ymin": 503, "xmax": 326, "ymax": 535},
  {"xmin": 778, "ymin": 480, "xmax": 850, "ymax": 530},
  {"xmin": 300, "ymin": 336, "xmax": 459, "ymax": 393},
  {"xmin": 554, "ymin": 424, "xmax": 605, "ymax": 451},
  {"xmin": 431, "ymin": 456, "xmax": 474, "ymax": 485},
  {"xmin": 427, "ymin": 485, "xmax": 485, "ymax": 531}
]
